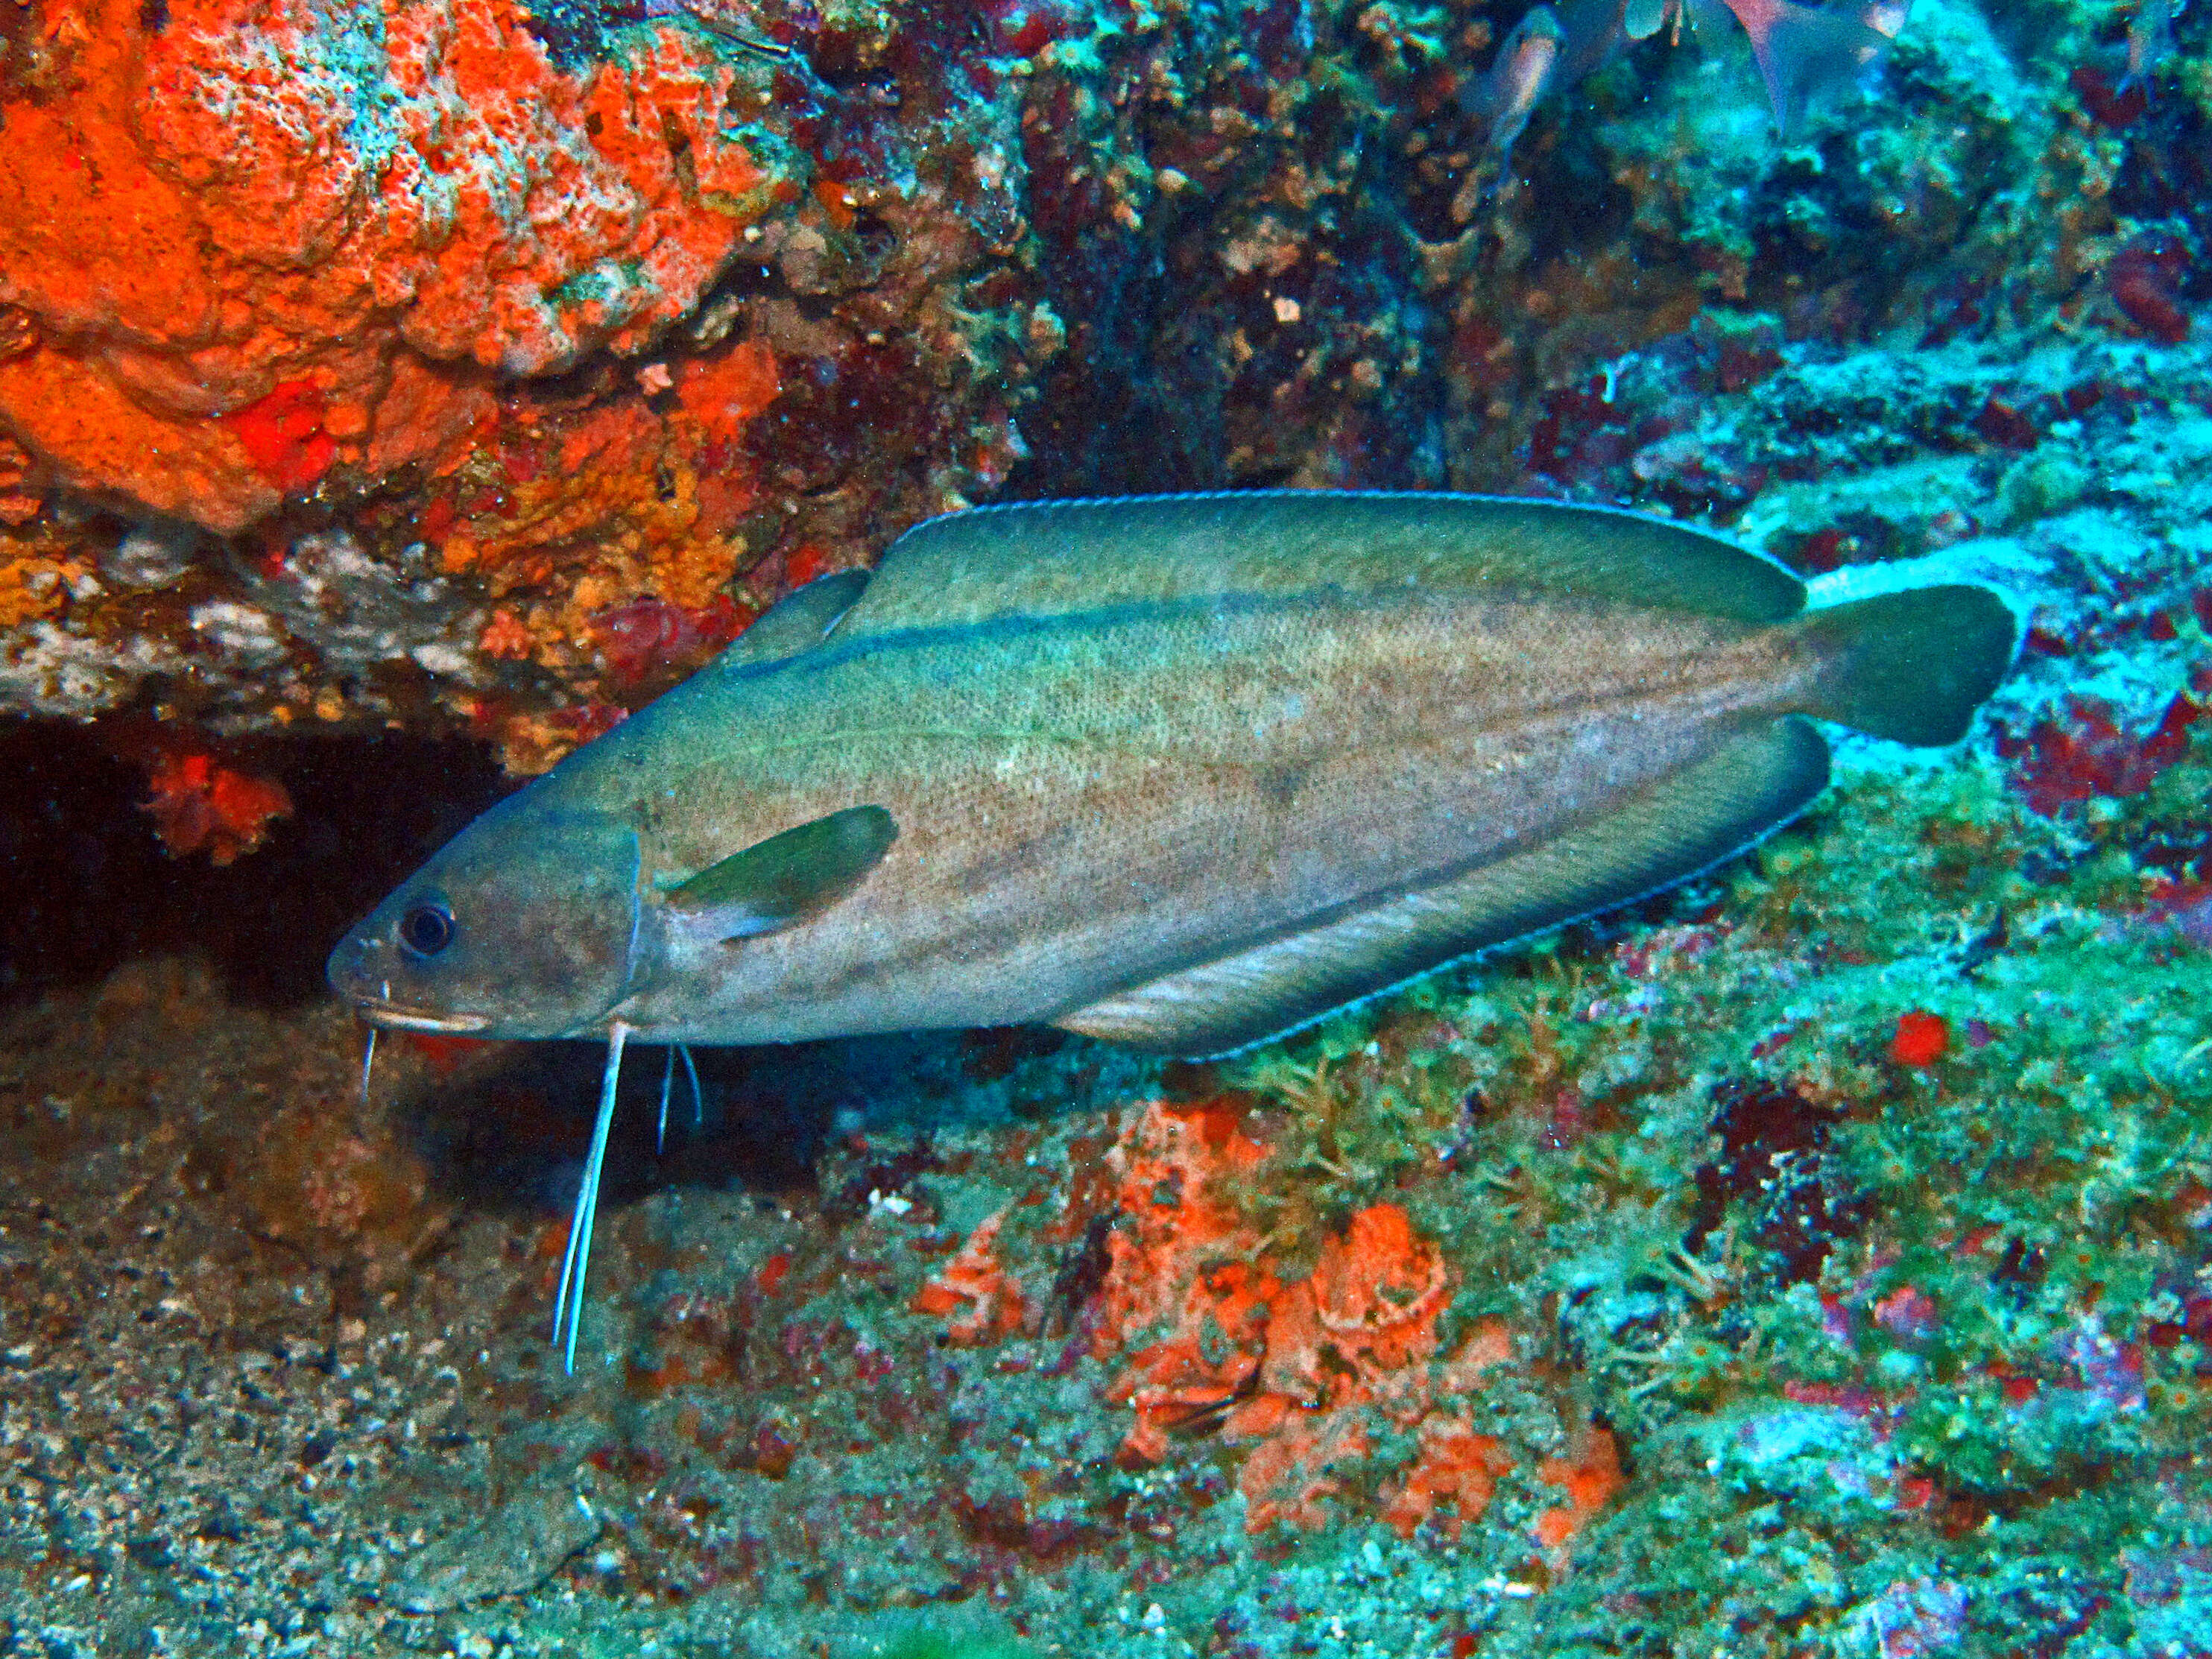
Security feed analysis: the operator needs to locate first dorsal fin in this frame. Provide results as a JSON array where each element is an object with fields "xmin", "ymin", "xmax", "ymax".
[
  {"xmin": 716, "ymin": 568, "xmax": 871, "ymax": 673},
  {"xmin": 840, "ymin": 492, "xmax": 1806, "ymax": 640},
  {"xmin": 664, "ymin": 804, "xmax": 897, "ymax": 936},
  {"xmin": 1053, "ymin": 718, "xmax": 1829, "ymax": 1056}
]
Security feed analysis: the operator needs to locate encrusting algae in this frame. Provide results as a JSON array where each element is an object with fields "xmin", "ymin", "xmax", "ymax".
[
  {"xmin": 906, "ymin": 1093, "xmax": 1626, "ymax": 1550},
  {"xmin": 0, "ymin": 0, "xmax": 774, "ymax": 532}
]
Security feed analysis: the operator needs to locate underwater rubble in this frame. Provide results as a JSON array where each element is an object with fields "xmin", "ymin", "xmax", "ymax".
[{"xmin": 1, "ymin": 0, "xmax": 2211, "ymax": 1654}]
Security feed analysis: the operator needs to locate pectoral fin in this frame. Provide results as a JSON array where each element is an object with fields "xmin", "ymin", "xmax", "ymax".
[
  {"xmin": 1054, "ymin": 718, "xmax": 1829, "ymax": 1056},
  {"xmin": 665, "ymin": 804, "xmax": 898, "ymax": 936}
]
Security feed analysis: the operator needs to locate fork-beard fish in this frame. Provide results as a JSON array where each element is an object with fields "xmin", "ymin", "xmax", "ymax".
[{"xmin": 327, "ymin": 490, "xmax": 2017, "ymax": 1367}]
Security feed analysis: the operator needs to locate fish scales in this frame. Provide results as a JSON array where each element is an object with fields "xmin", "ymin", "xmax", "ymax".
[
  {"xmin": 610, "ymin": 588, "xmax": 1822, "ymax": 1045},
  {"xmin": 329, "ymin": 490, "xmax": 2018, "ymax": 1371},
  {"xmin": 331, "ymin": 491, "xmax": 2017, "ymax": 1060}
]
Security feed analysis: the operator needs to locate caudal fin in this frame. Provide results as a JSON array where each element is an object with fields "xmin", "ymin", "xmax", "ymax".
[
  {"xmin": 1795, "ymin": 585, "xmax": 2019, "ymax": 747},
  {"xmin": 1707, "ymin": 0, "xmax": 1890, "ymax": 133}
]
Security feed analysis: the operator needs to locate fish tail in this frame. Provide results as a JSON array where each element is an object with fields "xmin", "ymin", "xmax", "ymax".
[
  {"xmin": 1725, "ymin": 0, "xmax": 1890, "ymax": 133},
  {"xmin": 1792, "ymin": 585, "xmax": 2019, "ymax": 747}
]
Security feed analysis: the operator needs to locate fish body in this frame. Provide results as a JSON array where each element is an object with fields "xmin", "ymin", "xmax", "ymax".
[
  {"xmin": 331, "ymin": 490, "xmax": 2016, "ymax": 1370},
  {"xmin": 331, "ymin": 492, "xmax": 2015, "ymax": 1060},
  {"xmin": 1464, "ymin": 4, "xmax": 1569, "ymax": 165},
  {"xmin": 585, "ymin": 568, "xmax": 1801, "ymax": 1046}
]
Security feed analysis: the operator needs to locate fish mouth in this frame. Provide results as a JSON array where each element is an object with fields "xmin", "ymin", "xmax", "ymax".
[{"xmin": 350, "ymin": 999, "xmax": 493, "ymax": 1034}]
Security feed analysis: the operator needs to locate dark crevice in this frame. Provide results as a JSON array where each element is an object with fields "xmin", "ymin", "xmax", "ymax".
[{"xmin": 0, "ymin": 719, "xmax": 510, "ymax": 1008}]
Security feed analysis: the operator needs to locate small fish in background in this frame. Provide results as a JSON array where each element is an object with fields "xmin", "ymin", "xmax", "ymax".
[
  {"xmin": 2126, "ymin": 0, "xmax": 2177, "ymax": 86},
  {"xmin": 1467, "ymin": 0, "xmax": 1903, "ymax": 162},
  {"xmin": 1462, "ymin": 3, "xmax": 1570, "ymax": 171},
  {"xmin": 1696, "ymin": 0, "xmax": 1898, "ymax": 132},
  {"xmin": 329, "ymin": 492, "xmax": 2017, "ymax": 1370}
]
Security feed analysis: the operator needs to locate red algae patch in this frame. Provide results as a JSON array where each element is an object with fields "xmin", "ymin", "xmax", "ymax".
[
  {"xmin": 0, "ymin": 0, "xmax": 774, "ymax": 531},
  {"xmin": 139, "ymin": 750, "xmax": 294, "ymax": 865},
  {"xmin": 2000, "ymin": 694, "xmax": 2203, "ymax": 817},
  {"xmin": 1090, "ymin": 1099, "xmax": 1619, "ymax": 1543},
  {"xmin": 1381, "ymin": 1416, "xmax": 1517, "ymax": 1542},
  {"xmin": 1532, "ymin": 1426, "xmax": 1625, "ymax": 1555},
  {"xmin": 1887, "ymin": 1010, "xmax": 1950, "ymax": 1068},
  {"xmin": 910, "ymin": 1205, "xmax": 1030, "ymax": 1347}
]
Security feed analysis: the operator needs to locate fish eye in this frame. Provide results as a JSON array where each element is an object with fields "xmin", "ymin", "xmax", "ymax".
[{"xmin": 398, "ymin": 900, "xmax": 455, "ymax": 958}]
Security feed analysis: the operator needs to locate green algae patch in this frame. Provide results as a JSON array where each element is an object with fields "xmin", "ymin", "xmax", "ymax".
[{"xmin": 1181, "ymin": 709, "xmax": 2212, "ymax": 1653}]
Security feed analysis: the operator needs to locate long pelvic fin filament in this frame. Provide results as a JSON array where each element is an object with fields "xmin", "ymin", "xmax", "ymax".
[
  {"xmin": 657, "ymin": 1046, "xmax": 673, "ymax": 1154},
  {"xmin": 554, "ymin": 1022, "xmax": 630, "ymax": 1374},
  {"xmin": 680, "ymin": 1044, "xmax": 703, "ymax": 1131},
  {"xmin": 653, "ymin": 1044, "xmax": 705, "ymax": 1154}
]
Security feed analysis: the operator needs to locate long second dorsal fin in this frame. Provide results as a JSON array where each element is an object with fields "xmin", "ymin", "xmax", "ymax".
[
  {"xmin": 664, "ymin": 804, "xmax": 898, "ymax": 935},
  {"xmin": 1053, "ymin": 718, "xmax": 1829, "ymax": 1057},
  {"xmin": 839, "ymin": 492, "xmax": 1806, "ymax": 639}
]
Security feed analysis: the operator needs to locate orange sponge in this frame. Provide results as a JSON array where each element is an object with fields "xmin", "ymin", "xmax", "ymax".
[{"xmin": 0, "ymin": 0, "xmax": 774, "ymax": 531}]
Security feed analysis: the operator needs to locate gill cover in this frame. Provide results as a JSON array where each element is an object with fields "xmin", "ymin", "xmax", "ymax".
[{"xmin": 329, "ymin": 799, "xmax": 644, "ymax": 1040}]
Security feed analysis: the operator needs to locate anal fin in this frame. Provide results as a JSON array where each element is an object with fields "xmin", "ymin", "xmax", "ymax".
[{"xmin": 1052, "ymin": 718, "xmax": 1830, "ymax": 1057}]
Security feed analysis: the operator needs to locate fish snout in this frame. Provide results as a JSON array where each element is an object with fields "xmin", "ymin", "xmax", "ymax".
[
  {"xmin": 326, "ymin": 932, "xmax": 494, "ymax": 1033},
  {"xmin": 325, "ymin": 930, "xmax": 382, "ymax": 1006}
]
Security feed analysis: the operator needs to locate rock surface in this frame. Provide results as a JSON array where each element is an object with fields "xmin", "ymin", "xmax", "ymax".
[{"xmin": 2, "ymin": 0, "xmax": 2196, "ymax": 774}]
